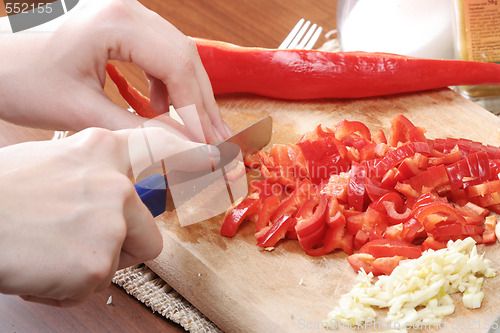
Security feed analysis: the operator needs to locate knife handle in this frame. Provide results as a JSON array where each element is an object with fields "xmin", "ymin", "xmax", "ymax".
[{"xmin": 134, "ymin": 174, "xmax": 167, "ymax": 217}]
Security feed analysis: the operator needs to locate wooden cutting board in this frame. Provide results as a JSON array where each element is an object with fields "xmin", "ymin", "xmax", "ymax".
[{"xmin": 148, "ymin": 88, "xmax": 500, "ymax": 333}]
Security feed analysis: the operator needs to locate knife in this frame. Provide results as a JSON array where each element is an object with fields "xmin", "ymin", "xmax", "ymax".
[{"xmin": 134, "ymin": 116, "xmax": 273, "ymax": 217}]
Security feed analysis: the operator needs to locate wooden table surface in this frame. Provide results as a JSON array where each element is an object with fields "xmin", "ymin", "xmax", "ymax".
[{"xmin": 0, "ymin": 0, "xmax": 336, "ymax": 332}]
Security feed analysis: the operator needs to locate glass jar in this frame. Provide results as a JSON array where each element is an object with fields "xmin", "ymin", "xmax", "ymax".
[{"xmin": 452, "ymin": 0, "xmax": 500, "ymax": 114}]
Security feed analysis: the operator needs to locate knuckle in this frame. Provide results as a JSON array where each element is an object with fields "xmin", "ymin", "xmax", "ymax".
[
  {"xmin": 75, "ymin": 127, "xmax": 119, "ymax": 153},
  {"xmin": 85, "ymin": 258, "xmax": 114, "ymax": 287},
  {"xmin": 94, "ymin": 0, "xmax": 134, "ymax": 23},
  {"xmin": 183, "ymin": 37, "xmax": 199, "ymax": 56},
  {"xmin": 78, "ymin": 0, "xmax": 136, "ymax": 39},
  {"xmin": 101, "ymin": 172, "xmax": 135, "ymax": 201},
  {"xmin": 174, "ymin": 51, "xmax": 196, "ymax": 77}
]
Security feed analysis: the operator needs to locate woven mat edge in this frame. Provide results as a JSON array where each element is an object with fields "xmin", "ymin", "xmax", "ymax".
[{"xmin": 112, "ymin": 264, "xmax": 223, "ymax": 333}]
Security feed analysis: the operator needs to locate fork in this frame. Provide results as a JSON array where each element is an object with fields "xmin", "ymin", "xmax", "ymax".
[{"xmin": 278, "ymin": 18, "xmax": 323, "ymax": 50}]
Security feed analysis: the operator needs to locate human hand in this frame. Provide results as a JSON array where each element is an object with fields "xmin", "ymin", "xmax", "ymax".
[
  {"xmin": 0, "ymin": 126, "xmax": 218, "ymax": 306},
  {"xmin": 0, "ymin": 0, "xmax": 230, "ymax": 143}
]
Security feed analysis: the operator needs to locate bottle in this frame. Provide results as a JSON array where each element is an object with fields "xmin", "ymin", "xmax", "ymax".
[{"xmin": 452, "ymin": 0, "xmax": 500, "ymax": 114}]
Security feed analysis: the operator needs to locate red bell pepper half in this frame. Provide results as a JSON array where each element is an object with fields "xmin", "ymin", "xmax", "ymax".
[{"xmin": 194, "ymin": 38, "xmax": 500, "ymax": 100}]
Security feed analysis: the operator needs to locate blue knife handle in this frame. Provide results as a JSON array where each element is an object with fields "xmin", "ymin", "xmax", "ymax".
[{"xmin": 134, "ymin": 174, "xmax": 167, "ymax": 217}]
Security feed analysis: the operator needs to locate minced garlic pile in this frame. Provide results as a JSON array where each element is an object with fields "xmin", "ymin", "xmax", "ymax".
[{"xmin": 325, "ymin": 237, "xmax": 496, "ymax": 331}]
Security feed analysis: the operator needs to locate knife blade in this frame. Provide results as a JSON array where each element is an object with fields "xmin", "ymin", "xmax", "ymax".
[{"xmin": 134, "ymin": 116, "xmax": 273, "ymax": 217}]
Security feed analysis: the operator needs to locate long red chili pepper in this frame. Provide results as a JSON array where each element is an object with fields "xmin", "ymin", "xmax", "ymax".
[
  {"xmin": 193, "ymin": 37, "xmax": 500, "ymax": 99},
  {"xmin": 106, "ymin": 63, "xmax": 157, "ymax": 119}
]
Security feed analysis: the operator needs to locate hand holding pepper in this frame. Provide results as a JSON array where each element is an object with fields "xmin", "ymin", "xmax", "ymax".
[
  {"xmin": 0, "ymin": 0, "xmax": 231, "ymax": 143},
  {"xmin": 0, "ymin": 0, "xmax": 225, "ymax": 306}
]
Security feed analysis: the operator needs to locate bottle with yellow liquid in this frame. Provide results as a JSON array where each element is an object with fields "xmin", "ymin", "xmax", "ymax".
[{"xmin": 453, "ymin": 0, "xmax": 500, "ymax": 114}]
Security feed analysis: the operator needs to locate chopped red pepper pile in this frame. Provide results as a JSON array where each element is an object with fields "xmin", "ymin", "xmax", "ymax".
[{"xmin": 221, "ymin": 115, "xmax": 500, "ymax": 275}]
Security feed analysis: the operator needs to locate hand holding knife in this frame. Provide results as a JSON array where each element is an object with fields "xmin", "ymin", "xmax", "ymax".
[{"xmin": 134, "ymin": 116, "xmax": 272, "ymax": 218}]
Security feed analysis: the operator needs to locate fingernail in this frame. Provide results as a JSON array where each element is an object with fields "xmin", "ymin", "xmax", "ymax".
[{"xmin": 207, "ymin": 145, "xmax": 220, "ymax": 168}]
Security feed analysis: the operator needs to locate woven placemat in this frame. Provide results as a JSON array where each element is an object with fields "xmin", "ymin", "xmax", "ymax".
[{"xmin": 112, "ymin": 264, "xmax": 223, "ymax": 333}]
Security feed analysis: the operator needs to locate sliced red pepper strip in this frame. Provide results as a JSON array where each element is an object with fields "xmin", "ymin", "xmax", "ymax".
[
  {"xmin": 296, "ymin": 194, "xmax": 328, "ymax": 249},
  {"xmin": 358, "ymin": 239, "xmax": 422, "ymax": 259},
  {"xmin": 421, "ymin": 236, "xmax": 447, "ymax": 251},
  {"xmin": 371, "ymin": 192, "xmax": 411, "ymax": 225},
  {"xmin": 401, "ymin": 218, "xmax": 426, "ymax": 243},
  {"xmin": 270, "ymin": 179, "xmax": 315, "ymax": 223},
  {"xmin": 194, "ymin": 38, "xmax": 500, "ymax": 100},
  {"xmin": 305, "ymin": 225, "xmax": 353, "ymax": 256},
  {"xmin": 287, "ymin": 144, "xmax": 309, "ymax": 180},
  {"xmin": 407, "ymin": 164, "xmax": 450, "ymax": 194},
  {"xmin": 347, "ymin": 253, "xmax": 406, "ymax": 276},
  {"xmin": 466, "ymin": 179, "xmax": 500, "ymax": 197},
  {"xmin": 326, "ymin": 197, "xmax": 346, "ymax": 229},
  {"xmin": 248, "ymin": 179, "xmax": 283, "ymax": 200},
  {"xmin": 106, "ymin": 63, "xmax": 157, "ymax": 119},
  {"xmin": 364, "ymin": 177, "xmax": 393, "ymax": 202},
  {"xmin": 430, "ymin": 223, "xmax": 484, "ymax": 241},
  {"xmin": 221, "ymin": 198, "xmax": 260, "ymax": 237},
  {"xmin": 388, "ymin": 115, "xmax": 427, "ymax": 147},
  {"xmin": 256, "ymin": 194, "xmax": 281, "ymax": 232},
  {"xmin": 348, "ymin": 162, "xmax": 366, "ymax": 211},
  {"xmin": 372, "ymin": 142, "xmax": 430, "ymax": 178},
  {"xmin": 256, "ymin": 215, "xmax": 294, "ymax": 247},
  {"xmin": 413, "ymin": 201, "xmax": 467, "ymax": 232},
  {"xmin": 334, "ymin": 120, "xmax": 372, "ymax": 143},
  {"xmin": 445, "ymin": 151, "xmax": 491, "ymax": 190},
  {"xmin": 244, "ymin": 153, "xmax": 261, "ymax": 168},
  {"xmin": 372, "ymin": 129, "xmax": 388, "ymax": 145},
  {"xmin": 269, "ymin": 144, "xmax": 297, "ymax": 188},
  {"xmin": 428, "ymin": 145, "xmax": 461, "ymax": 166},
  {"xmin": 321, "ymin": 172, "xmax": 350, "ymax": 202},
  {"xmin": 298, "ymin": 135, "xmax": 350, "ymax": 185},
  {"xmin": 482, "ymin": 216, "xmax": 497, "ymax": 243},
  {"xmin": 346, "ymin": 212, "xmax": 364, "ymax": 236}
]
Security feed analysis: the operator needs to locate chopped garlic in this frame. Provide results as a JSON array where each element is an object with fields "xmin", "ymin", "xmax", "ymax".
[{"xmin": 326, "ymin": 237, "xmax": 496, "ymax": 330}]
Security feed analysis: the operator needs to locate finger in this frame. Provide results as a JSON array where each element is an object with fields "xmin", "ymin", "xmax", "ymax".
[
  {"xmin": 113, "ymin": 127, "xmax": 221, "ymax": 178},
  {"xmin": 95, "ymin": 250, "xmax": 121, "ymax": 293},
  {"xmin": 21, "ymin": 295, "xmax": 64, "ymax": 307},
  {"xmin": 106, "ymin": 10, "xmax": 225, "ymax": 143},
  {"xmin": 66, "ymin": 83, "xmax": 195, "ymax": 139},
  {"xmin": 124, "ymin": 0, "xmax": 230, "ymax": 140},
  {"xmin": 187, "ymin": 43, "xmax": 233, "ymax": 139},
  {"xmin": 174, "ymin": 104, "xmax": 212, "ymax": 143},
  {"xmin": 118, "ymin": 189, "xmax": 163, "ymax": 269},
  {"xmin": 20, "ymin": 294, "xmax": 89, "ymax": 307}
]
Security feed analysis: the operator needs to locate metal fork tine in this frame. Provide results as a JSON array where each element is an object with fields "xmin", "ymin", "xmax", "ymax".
[
  {"xmin": 278, "ymin": 18, "xmax": 305, "ymax": 49},
  {"xmin": 304, "ymin": 26, "xmax": 323, "ymax": 50},
  {"xmin": 296, "ymin": 23, "xmax": 318, "ymax": 49},
  {"xmin": 287, "ymin": 20, "xmax": 311, "ymax": 49},
  {"xmin": 278, "ymin": 18, "xmax": 323, "ymax": 50}
]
